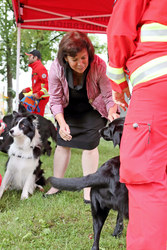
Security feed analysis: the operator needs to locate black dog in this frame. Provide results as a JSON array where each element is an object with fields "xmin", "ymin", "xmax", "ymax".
[
  {"xmin": 48, "ymin": 117, "xmax": 127, "ymax": 250},
  {"xmin": 0, "ymin": 104, "xmax": 57, "ymax": 156}
]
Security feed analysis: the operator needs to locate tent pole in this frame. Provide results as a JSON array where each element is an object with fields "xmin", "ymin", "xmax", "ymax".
[{"xmin": 15, "ymin": 23, "xmax": 21, "ymax": 111}]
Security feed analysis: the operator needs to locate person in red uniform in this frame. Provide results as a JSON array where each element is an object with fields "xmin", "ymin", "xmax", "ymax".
[
  {"xmin": 107, "ymin": 0, "xmax": 167, "ymax": 249},
  {"xmin": 23, "ymin": 50, "xmax": 49, "ymax": 116}
]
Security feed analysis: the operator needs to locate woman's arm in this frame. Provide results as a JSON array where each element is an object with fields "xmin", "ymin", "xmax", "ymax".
[
  {"xmin": 55, "ymin": 113, "xmax": 72, "ymax": 141},
  {"xmin": 48, "ymin": 60, "xmax": 67, "ymax": 117}
]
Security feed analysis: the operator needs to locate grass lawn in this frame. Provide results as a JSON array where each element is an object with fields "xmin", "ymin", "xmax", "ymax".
[{"xmin": 0, "ymin": 139, "xmax": 127, "ymax": 250}]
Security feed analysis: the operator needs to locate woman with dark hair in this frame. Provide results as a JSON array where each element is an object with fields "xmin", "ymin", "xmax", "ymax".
[{"xmin": 45, "ymin": 31, "xmax": 119, "ymax": 202}]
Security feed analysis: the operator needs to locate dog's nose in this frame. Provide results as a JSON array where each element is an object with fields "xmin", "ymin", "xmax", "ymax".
[{"xmin": 10, "ymin": 129, "xmax": 14, "ymax": 134}]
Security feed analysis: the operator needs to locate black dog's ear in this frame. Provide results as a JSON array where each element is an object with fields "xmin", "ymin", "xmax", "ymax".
[
  {"xmin": 10, "ymin": 111, "xmax": 20, "ymax": 128},
  {"xmin": 27, "ymin": 114, "xmax": 37, "ymax": 122},
  {"xmin": 18, "ymin": 103, "xmax": 27, "ymax": 114},
  {"xmin": 3, "ymin": 114, "xmax": 13, "ymax": 124},
  {"xmin": 13, "ymin": 111, "xmax": 17, "ymax": 115},
  {"xmin": 112, "ymin": 118, "xmax": 125, "ymax": 147},
  {"xmin": 12, "ymin": 111, "xmax": 19, "ymax": 118},
  {"xmin": 112, "ymin": 129, "xmax": 123, "ymax": 147}
]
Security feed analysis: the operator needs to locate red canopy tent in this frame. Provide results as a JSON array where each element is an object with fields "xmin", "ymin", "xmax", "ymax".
[
  {"xmin": 12, "ymin": 0, "xmax": 114, "ymax": 108},
  {"xmin": 12, "ymin": 0, "xmax": 114, "ymax": 33}
]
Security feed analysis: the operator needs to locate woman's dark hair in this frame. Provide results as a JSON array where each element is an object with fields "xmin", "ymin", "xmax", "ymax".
[{"xmin": 57, "ymin": 31, "xmax": 95, "ymax": 66}]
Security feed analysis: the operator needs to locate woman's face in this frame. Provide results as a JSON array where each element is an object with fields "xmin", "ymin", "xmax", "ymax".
[{"xmin": 65, "ymin": 48, "xmax": 89, "ymax": 74}]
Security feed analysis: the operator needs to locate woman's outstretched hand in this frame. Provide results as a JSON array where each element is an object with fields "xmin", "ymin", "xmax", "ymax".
[{"xmin": 108, "ymin": 104, "xmax": 120, "ymax": 122}]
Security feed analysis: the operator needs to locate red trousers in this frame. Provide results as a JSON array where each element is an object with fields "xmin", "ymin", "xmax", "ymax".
[
  {"xmin": 126, "ymin": 181, "xmax": 167, "ymax": 250},
  {"xmin": 33, "ymin": 97, "xmax": 49, "ymax": 116},
  {"xmin": 120, "ymin": 80, "xmax": 167, "ymax": 249}
]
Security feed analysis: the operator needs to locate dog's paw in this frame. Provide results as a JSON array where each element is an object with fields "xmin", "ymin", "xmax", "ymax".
[
  {"xmin": 112, "ymin": 224, "xmax": 124, "ymax": 237},
  {"xmin": 35, "ymin": 184, "xmax": 44, "ymax": 192},
  {"xmin": 21, "ymin": 194, "xmax": 29, "ymax": 200}
]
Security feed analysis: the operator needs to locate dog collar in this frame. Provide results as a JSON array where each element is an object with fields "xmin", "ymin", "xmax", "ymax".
[
  {"xmin": 18, "ymin": 146, "xmax": 33, "ymax": 150},
  {"xmin": 11, "ymin": 153, "xmax": 33, "ymax": 159}
]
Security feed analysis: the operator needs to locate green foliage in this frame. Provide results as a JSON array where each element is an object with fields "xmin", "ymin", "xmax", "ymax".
[
  {"xmin": 0, "ymin": 0, "xmax": 16, "ymax": 80},
  {"xmin": 88, "ymin": 34, "xmax": 107, "ymax": 55},
  {"xmin": 7, "ymin": 87, "xmax": 16, "ymax": 98},
  {"xmin": 0, "ymin": 139, "xmax": 127, "ymax": 249},
  {"xmin": 0, "ymin": 0, "xmax": 65, "ymax": 79},
  {"xmin": 20, "ymin": 30, "xmax": 65, "ymax": 72},
  {"xmin": 0, "ymin": 0, "xmax": 65, "ymax": 112}
]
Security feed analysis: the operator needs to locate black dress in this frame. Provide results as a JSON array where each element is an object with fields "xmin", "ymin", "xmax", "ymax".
[{"xmin": 57, "ymin": 65, "xmax": 107, "ymax": 150}]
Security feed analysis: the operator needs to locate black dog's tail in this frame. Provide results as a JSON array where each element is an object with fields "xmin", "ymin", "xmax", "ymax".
[{"xmin": 48, "ymin": 172, "xmax": 108, "ymax": 191}]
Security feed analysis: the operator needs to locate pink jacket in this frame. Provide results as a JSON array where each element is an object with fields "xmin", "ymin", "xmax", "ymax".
[{"xmin": 49, "ymin": 55, "xmax": 115, "ymax": 118}]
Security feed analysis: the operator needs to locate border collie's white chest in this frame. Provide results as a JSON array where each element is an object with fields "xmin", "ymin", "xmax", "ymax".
[{"xmin": 7, "ymin": 154, "xmax": 39, "ymax": 190}]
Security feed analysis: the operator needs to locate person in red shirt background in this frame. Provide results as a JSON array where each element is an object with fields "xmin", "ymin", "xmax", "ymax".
[
  {"xmin": 23, "ymin": 50, "xmax": 49, "ymax": 116},
  {"xmin": 107, "ymin": 0, "xmax": 167, "ymax": 249}
]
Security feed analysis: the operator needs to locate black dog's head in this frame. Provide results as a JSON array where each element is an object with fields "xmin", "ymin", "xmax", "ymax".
[
  {"xmin": 3, "ymin": 104, "xmax": 29, "ymax": 129},
  {"xmin": 100, "ymin": 117, "xmax": 125, "ymax": 147}
]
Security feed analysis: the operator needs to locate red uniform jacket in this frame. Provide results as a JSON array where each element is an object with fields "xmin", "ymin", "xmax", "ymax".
[
  {"xmin": 25, "ymin": 60, "xmax": 49, "ymax": 99},
  {"xmin": 107, "ymin": 0, "xmax": 167, "ymax": 92}
]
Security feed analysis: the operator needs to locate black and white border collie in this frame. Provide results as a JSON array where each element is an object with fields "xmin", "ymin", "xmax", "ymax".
[{"xmin": 0, "ymin": 111, "xmax": 46, "ymax": 200}]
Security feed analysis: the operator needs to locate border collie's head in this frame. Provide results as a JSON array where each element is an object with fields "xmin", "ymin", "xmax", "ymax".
[{"xmin": 9, "ymin": 111, "xmax": 37, "ymax": 141}]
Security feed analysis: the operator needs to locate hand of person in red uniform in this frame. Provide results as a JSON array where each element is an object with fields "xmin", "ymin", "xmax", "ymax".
[
  {"xmin": 112, "ymin": 87, "xmax": 131, "ymax": 111},
  {"xmin": 22, "ymin": 88, "xmax": 27, "ymax": 93},
  {"xmin": 32, "ymin": 93, "xmax": 40, "ymax": 100},
  {"xmin": 108, "ymin": 104, "xmax": 120, "ymax": 121}
]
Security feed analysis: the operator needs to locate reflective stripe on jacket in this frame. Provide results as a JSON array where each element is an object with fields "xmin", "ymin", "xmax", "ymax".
[{"xmin": 107, "ymin": 0, "xmax": 167, "ymax": 92}]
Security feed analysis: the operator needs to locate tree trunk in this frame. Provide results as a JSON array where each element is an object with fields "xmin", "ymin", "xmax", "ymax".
[
  {"xmin": 4, "ymin": 1, "xmax": 13, "ymax": 113},
  {"xmin": 7, "ymin": 62, "xmax": 13, "ymax": 113}
]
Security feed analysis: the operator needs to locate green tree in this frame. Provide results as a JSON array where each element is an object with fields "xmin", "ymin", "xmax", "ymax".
[
  {"xmin": 0, "ymin": 0, "xmax": 16, "ymax": 112},
  {"xmin": 0, "ymin": 0, "xmax": 64, "ymax": 112},
  {"xmin": 20, "ymin": 29, "xmax": 64, "ymax": 72},
  {"xmin": 89, "ymin": 34, "xmax": 107, "ymax": 56}
]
